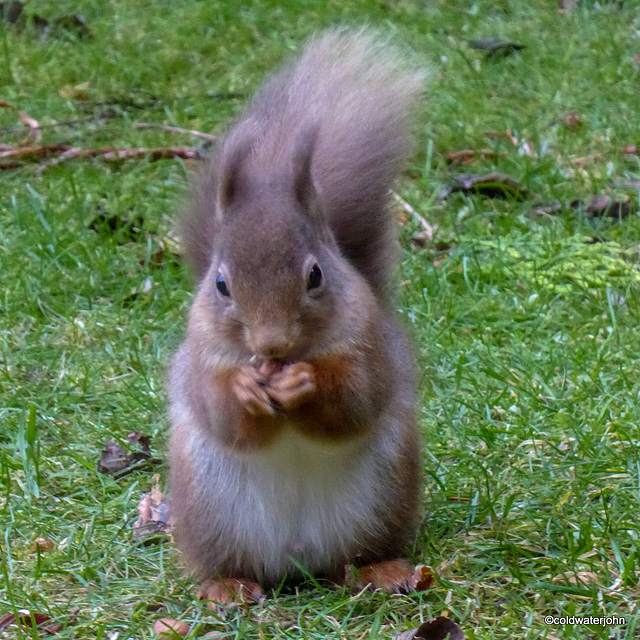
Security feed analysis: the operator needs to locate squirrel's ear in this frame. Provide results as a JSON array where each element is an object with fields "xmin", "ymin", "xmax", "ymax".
[
  {"xmin": 216, "ymin": 135, "xmax": 253, "ymax": 218},
  {"xmin": 291, "ymin": 122, "xmax": 319, "ymax": 213}
]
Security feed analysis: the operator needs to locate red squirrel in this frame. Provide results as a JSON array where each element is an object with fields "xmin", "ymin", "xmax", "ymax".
[{"xmin": 168, "ymin": 28, "xmax": 425, "ymax": 604}]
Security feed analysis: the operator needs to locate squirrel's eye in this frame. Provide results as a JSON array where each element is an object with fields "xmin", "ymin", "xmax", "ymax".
[
  {"xmin": 307, "ymin": 263, "xmax": 323, "ymax": 291},
  {"xmin": 216, "ymin": 273, "xmax": 231, "ymax": 297}
]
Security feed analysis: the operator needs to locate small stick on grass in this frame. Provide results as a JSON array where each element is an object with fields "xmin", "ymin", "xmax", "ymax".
[
  {"xmin": 18, "ymin": 112, "xmax": 42, "ymax": 143},
  {"xmin": 0, "ymin": 143, "xmax": 204, "ymax": 171},
  {"xmin": 0, "ymin": 144, "xmax": 73, "ymax": 169},
  {"xmin": 36, "ymin": 146, "xmax": 203, "ymax": 172},
  {"xmin": 0, "ymin": 115, "xmax": 115, "ymax": 136},
  {"xmin": 390, "ymin": 190, "xmax": 438, "ymax": 240},
  {"xmin": 133, "ymin": 122, "xmax": 217, "ymax": 142}
]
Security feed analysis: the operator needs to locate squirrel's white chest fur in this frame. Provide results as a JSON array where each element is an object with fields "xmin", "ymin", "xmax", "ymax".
[{"xmin": 186, "ymin": 423, "xmax": 378, "ymax": 581}]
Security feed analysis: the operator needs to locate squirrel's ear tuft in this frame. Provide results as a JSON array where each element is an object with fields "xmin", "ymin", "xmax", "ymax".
[
  {"xmin": 291, "ymin": 122, "xmax": 319, "ymax": 213},
  {"xmin": 216, "ymin": 135, "xmax": 253, "ymax": 218}
]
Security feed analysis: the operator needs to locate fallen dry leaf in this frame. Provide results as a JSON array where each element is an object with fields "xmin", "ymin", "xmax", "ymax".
[
  {"xmin": 621, "ymin": 145, "xmax": 637, "ymax": 155},
  {"xmin": 447, "ymin": 172, "xmax": 528, "ymax": 200},
  {"xmin": 552, "ymin": 571, "xmax": 599, "ymax": 585},
  {"xmin": 470, "ymin": 38, "xmax": 524, "ymax": 58},
  {"xmin": 132, "ymin": 474, "xmax": 173, "ymax": 542},
  {"xmin": 0, "ymin": 100, "xmax": 42, "ymax": 143},
  {"xmin": 0, "ymin": 3, "xmax": 91, "ymax": 37},
  {"xmin": 97, "ymin": 440, "xmax": 131, "ymax": 474},
  {"xmin": 33, "ymin": 13, "xmax": 92, "ymax": 39},
  {"xmin": 18, "ymin": 111, "xmax": 38, "ymax": 130},
  {"xmin": 410, "ymin": 565, "xmax": 436, "ymax": 591},
  {"xmin": 394, "ymin": 616, "xmax": 465, "ymax": 640},
  {"xmin": 97, "ymin": 432, "xmax": 158, "ymax": 476},
  {"xmin": 20, "ymin": 611, "xmax": 62, "ymax": 634},
  {"xmin": 0, "ymin": 610, "xmax": 78, "ymax": 635},
  {"xmin": 143, "ymin": 240, "xmax": 182, "ymax": 270},
  {"xmin": 583, "ymin": 195, "xmax": 633, "ymax": 218},
  {"xmin": 445, "ymin": 149, "xmax": 506, "ymax": 166},
  {"xmin": 0, "ymin": 1, "xmax": 23, "ymax": 24},
  {"xmin": 560, "ymin": 111, "xmax": 583, "ymax": 130},
  {"xmin": 152, "ymin": 618, "xmax": 190, "ymax": 637},
  {"xmin": 445, "ymin": 149, "xmax": 476, "ymax": 166},
  {"xmin": 0, "ymin": 613, "xmax": 14, "ymax": 630},
  {"xmin": 569, "ymin": 153, "xmax": 603, "ymax": 166},
  {"xmin": 53, "ymin": 14, "xmax": 91, "ymax": 38},
  {"xmin": 59, "ymin": 81, "xmax": 91, "ymax": 101},
  {"xmin": 534, "ymin": 196, "xmax": 635, "ymax": 218},
  {"xmin": 29, "ymin": 537, "xmax": 55, "ymax": 553},
  {"xmin": 88, "ymin": 207, "xmax": 145, "ymax": 243}
]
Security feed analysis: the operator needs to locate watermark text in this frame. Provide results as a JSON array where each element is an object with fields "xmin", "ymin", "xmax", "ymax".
[{"xmin": 544, "ymin": 615, "xmax": 625, "ymax": 627}]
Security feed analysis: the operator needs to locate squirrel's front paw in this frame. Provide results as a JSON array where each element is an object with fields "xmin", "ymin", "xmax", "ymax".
[
  {"xmin": 232, "ymin": 367, "xmax": 277, "ymax": 416},
  {"xmin": 266, "ymin": 362, "xmax": 316, "ymax": 411}
]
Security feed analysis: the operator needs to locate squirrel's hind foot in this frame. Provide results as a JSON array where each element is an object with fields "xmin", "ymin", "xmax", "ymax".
[
  {"xmin": 345, "ymin": 558, "xmax": 416, "ymax": 594},
  {"xmin": 198, "ymin": 577, "xmax": 265, "ymax": 610}
]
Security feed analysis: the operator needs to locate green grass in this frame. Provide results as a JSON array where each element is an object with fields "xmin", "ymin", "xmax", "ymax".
[{"xmin": 1, "ymin": 0, "xmax": 640, "ymax": 638}]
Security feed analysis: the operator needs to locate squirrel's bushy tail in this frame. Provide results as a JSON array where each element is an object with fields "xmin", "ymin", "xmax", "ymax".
[
  {"xmin": 281, "ymin": 29, "xmax": 426, "ymax": 300},
  {"xmin": 182, "ymin": 29, "xmax": 426, "ymax": 299}
]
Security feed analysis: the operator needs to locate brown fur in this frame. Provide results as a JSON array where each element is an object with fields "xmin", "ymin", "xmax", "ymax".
[
  {"xmin": 167, "ymin": 28, "xmax": 425, "ymax": 596},
  {"xmin": 179, "ymin": 28, "xmax": 425, "ymax": 304}
]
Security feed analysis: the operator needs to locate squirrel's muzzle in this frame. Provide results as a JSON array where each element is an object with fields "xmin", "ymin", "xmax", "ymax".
[{"xmin": 250, "ymin": 326, "xmax": 297, "ymax": 360}]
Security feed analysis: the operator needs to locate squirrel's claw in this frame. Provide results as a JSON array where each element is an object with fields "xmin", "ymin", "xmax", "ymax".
[
  {"xmin": 232, "ymin": 367, "xmax": 277, "ymax": 416},
  {"xmin": 266, "ymin": 362, "xmax": 316, "ymax": 411}
]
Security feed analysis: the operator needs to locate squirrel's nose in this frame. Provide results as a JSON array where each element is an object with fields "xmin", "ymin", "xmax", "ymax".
[{"xmin": 251, "ymin": 327, "xmax": 295, "ymax": 359}]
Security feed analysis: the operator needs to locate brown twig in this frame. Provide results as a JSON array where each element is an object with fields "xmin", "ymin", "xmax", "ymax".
[
  {"xmin": 18, "ymin": 111, "xmax": 42, "ymax": 143},
  {"xmin": 36, "ymin": 146, "xmax": 203, "ymax": 172},
  {"xmin": 0, "ymin": 144, "xmax": 72, "ymax": 158},
  {"xmin": 133, "ymin": 122, "xmax": 217, "ymax": 142},
  {"xmin": 0, "ymin": 144, "xmax": 72, "ymax": 169},
  {"xmin": 570, "ymin": 154, "xmax": 604, "ymax": 166},
  {"xmin": 0, "ymin": 116, "xmax": 105, "ymax": 136},
  {"xmin": 0, "ymin": 144, "xmax": 203, "ymax": 171},
  {"xmin": 390, "ymin": 191, "xmax": 438, "ymax": 240},
  {"xmin": 0, "ymin": 100, "xmax": 43, "ymax": 143}
]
